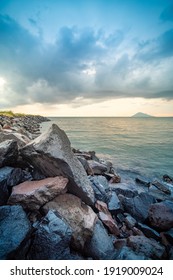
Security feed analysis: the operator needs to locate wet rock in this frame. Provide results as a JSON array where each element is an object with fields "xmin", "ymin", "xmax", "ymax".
[
  {"xmin": 21, "ymin": 124, "xmax": 95, "ymax": 206},
  {"xmin": 148, "ymin": 201, "xmax": 173, "ymax": 231},
  {"xmin": 84, "ymin": 220, "xmax": 117, "ymax": 259},
  {"xmin": 87, "ymin": 160, "xmax": 108, "ymax": 175},
  {"xmin": 8, "ymin": 176, "xmax": 68, "ymax": 211},
  {"xmin": 135, "ymin": 176, "xmax": 150, "ymax": 188},
  {"xmin": 43, "ymin": 193, "xmax": 97, "ymax": 251},
  {"xmin": 0, "ymin": 205, "xmax": 31, "ymax": 259},
  {"xmin": 110, "ymin": 183, "xmax": 138, "ymax": 198},
  {"xmin": 137, "ymin": 223, "xmax": 160, "ymax": 240},
  {"xmin": 108, "ymin": 192, "xmax": 122, "ymax": 215},
  {"xmin": 122, "ymin": 192, "xmax": 155, "ymax": 222},
  {"xmin": 89, "ymin": 175, "xmax": 109, "ymax": 202},
  {"xmin": 109, "ymin": 174, "xmax": 121, "ymax": 184},
  {"xmin": 163, "ymin": 174, "xmax": 173, "ymax": 184},
  {"xmin": 127, "ymin": 235, "xmax": 165, "ymax": 259},
  {"xmin": 152, "ymin": 180, "xmax": 171, "ymax": 195},
  {"xmin": 0, "ymin": 140, "xmax": 18, "ymax": 168},
  {"xmin": 0, "ymin": 167, "xmax": 25, "ymax": 206},
  {"xmin": 27, "ymin": 210, "xmax": 75, "ymax": 260}
]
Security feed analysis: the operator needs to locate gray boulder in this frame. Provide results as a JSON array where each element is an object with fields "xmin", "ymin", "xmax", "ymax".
[
  {"xmin": 122, "ymin": 192, "xmax": 156, "ymax": 222},
  {"xmin": 127, "ymin": 236, "xmax": 165, "ymax": 259},
  {"xmin": 27, "ymin": 211, "xmax": 76, "ymax": 260},
  {"xmin": 89, "ymin": 175, "xmax": 109, "ymax": 202},
  {"xmin": 148, "ymin": 200, "xmax": 173, "ymax": 231},
  {"xmin": 0, "ymin": 131, "xmax": 30, "ymax": 147},
  {"xmin": 110, "ymin": 183, "xmax": 138, "ymax": 198},
  {"xmin": 0, "ymin": 140, "xmax": 18, "ymax": 167},
  {"xmin": 20, "ymin": 124, "xmax": 95, "ymax": 206},
  {"xmin": 108, "ymin": 192, "xmax": 122, "ymax": 215},
  {"xmin": 0, "ymin": 167, "xmax": 25, "ymax": 206},
  {"xmin": 84, "ymin": 220, "xmax": 117, "ymax": 259},
  {"xmin": 0, "ymin": 205, "xmax": 31, "ymax": 259}
]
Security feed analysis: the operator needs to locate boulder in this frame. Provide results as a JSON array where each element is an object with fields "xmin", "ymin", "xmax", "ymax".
[
  {"xmin": 98, "ymin": 212, "xmax": 120, "ymax": 236},
  {"xmin": 20, "ymin": 124, "xmax": 95, "ymax": 206},
  {"xmin": 108, "ymin": 192, "xmax": 122, "ymax": 215},
  {"xmin": 0, "ymin": 140, "xmax": 18, "ymax": 168},
  {"xmin": 84, "ymin": 220, "xmax": 117, "ymax": 259},
  {"xmin": 0, "ymin": 131, "xmax": 30, "ymax": 147},
  {"xmin": 151, "ymin": 180, "xmax": 171, "ymax": 195},
  {"xmin": 124, "ymin": 215, "xmax": 137, "ymax": 229},
  {"xmin": 95, "ymin": 200, "xmax": 120, "ymax": 235},
  {"xmin": 163, "ymin": 174, "xmax": 173, "ymax": 184},
  {"xmin": 0, "ymin": 167, "xmax": 25, "ymax": 206},
  {"xmin": 87, "ymin": 160, "xmax": 108, "ymax": 175},
  {"xmin": 43, "ymin": 193, "xmax": 97, "ymax": 250},
  {"xmin": 0, "ymin": 205, "xmax": 31, "ymax": 259},
  {"xmin": 148, "ymin": 201, "xmax": 173, "ymax": 231},
  {"xmin": 122, "ymin": 192, "xmax": 156, "ymax": 222},
  {"xmin": 89, "ymin": 175, "xmax": 109, "ymax": 202},
  {"xmin": 135, "ymin": 176, "xmax": 150, "ymax": 188},
  {"xmin": 27, "ymin": 210, "xmax": 75, "ymax": 260},
  {"xmin": 137, "ymin": 223, "xmax": 160, "ymax": 241},
  {"xmin": 76, "ymin": 156, "xmax": 93, "ymax": 175},
  {"xmin": 127, "ymin": 235, "xmax": 165, "ymax": 259},
  {"xmin": 8, "ymin": 176, "xmax": 68, "ymax": 211},
  {"xmin": 110, "ymin": 183, "xmax": 138, "ymax": 198}
]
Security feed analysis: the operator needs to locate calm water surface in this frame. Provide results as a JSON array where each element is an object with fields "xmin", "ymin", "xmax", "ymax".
[{"xmin": 41, "ymin": 117, "xmax": 173, "ymax": 179}]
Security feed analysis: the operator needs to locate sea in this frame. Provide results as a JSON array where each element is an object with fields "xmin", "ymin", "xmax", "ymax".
[{"xmin": 40, "ymin": 117, "xmax": 173, "ymax": 181}]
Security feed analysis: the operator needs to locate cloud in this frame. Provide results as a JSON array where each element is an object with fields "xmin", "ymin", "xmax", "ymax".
[
  {"xmin": 160, "ymin": 5, "xmax": 173, "ymax": 22},
  {"xmin": 0, "ymin": 13, "xmax": 173, "ymax": 110},
  {"xmin": 136, "ymin": 29, "xmax": 173, "ymax": 62}
]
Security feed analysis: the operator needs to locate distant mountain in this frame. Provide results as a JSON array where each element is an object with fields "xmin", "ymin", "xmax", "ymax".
[{"xmin": 131, "ymin": 112, "xmax": 154, "ymax": 118}]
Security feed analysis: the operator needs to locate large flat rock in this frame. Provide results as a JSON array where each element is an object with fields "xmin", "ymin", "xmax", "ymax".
[
  {"xmin": 8, "ymin": 176, "xmax": 68, "ymax": 210},
  {"xmin": 43, "ymin": 193, "xmax": 97, "ymax": 250},
  {"xmin": 20, "ymin": 124, "xmax": 95, "ymax": 206}
]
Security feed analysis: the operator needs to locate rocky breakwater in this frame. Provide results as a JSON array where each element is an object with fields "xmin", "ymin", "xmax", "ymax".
[
  {"xmin": 0, "ymin": 113, "xmax": 50, "ymax": 145},
  {"xmin": 0, "ymin": 120, "xmax": 173, "ymax": 260}
]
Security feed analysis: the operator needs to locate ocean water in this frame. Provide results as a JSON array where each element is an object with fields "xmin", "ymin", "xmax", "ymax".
[{"xmin": 40, "ymin": 117, "xmax": 173, "ymax": 180}]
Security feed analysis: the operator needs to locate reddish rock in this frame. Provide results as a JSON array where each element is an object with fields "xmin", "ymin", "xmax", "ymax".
[
  {"xmin": 148, "ymin": 201, "xmax": 173, "ymax": 231},
  {"xmin": 8, "ymin": 176, "xmax": 68, "ymax": 210},
  {"xmin": 95, "ymin": 200, "xmax": 110, "ymax": 214},
  {"xmin": 43, "ymin": 193, "xmax": 97, "ymax": 250},
  {"xmin": 98, "ymin": 212, "xmax": 120, "ymax": 236}
]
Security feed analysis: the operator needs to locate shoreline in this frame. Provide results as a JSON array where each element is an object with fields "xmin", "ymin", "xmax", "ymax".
[{"xmin": 0, "ymin": 113, "xmax": 173, "ymax": 260}]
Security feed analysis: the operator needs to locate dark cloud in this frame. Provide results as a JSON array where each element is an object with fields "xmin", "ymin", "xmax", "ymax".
[
  {"xmin": 0, "ymin": 13, "xmax": 173, "ymax": 109},
  {"xmin": 136, "ymin": 28, "xmax": 173, "ymax": 62},
  {"xmin": 160, "ymin": 5, "xmax": 173, "ymax": 22}
]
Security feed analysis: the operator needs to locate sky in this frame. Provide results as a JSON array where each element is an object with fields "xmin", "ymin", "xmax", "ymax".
[{"xmin": 0, "ymin": 0, "xmax": 173, "ymax": 116}]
